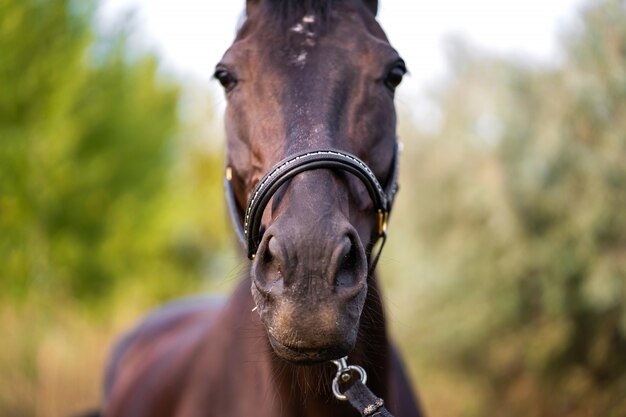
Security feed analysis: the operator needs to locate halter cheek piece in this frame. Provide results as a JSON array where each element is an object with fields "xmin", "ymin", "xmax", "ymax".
[{"xmin": 224, "ymin": 142, "xmax": 400, "ymax": 271}]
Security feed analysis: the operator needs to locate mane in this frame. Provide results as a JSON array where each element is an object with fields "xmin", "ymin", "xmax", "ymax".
[{"xmin": 259, "ymin": 0, "xmax": 340, "ymax": 28}]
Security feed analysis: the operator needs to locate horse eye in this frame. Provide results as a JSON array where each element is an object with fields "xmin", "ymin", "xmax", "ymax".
[
  {"xmin": 385, "ymin": 62, "xmax": 406, "ymax": 90},
  {"xmin": 214, "ymin": 68, "xmax": 237, "ymax": 92}
]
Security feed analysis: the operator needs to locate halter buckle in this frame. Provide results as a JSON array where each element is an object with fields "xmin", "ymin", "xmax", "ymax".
[{"xmin": 377, "ymin": 209, "xmax": 388, "ymax": 237}]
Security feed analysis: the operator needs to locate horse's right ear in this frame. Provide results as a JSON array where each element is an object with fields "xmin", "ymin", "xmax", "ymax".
[
  {"xmin": 246, "ymin": 0, "xmax": 261, "ymax": 17},
  {"xmin": 361, "ymin": 0, "xmax": 378, "ymax": 16}
]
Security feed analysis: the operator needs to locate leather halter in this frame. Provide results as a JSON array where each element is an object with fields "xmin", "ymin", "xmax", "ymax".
[{"xmin": 224, "ymin": 142, "xmax": 400, "ymax": 267}]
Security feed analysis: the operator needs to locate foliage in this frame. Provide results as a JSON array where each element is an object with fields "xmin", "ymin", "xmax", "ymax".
[
  {"xmin": 389, "ymin": 1, "xmax": 626, "ymax": 415},
  {"xmin": 0, "ymin": 1, "xmax": 234, "ymax": 415},
  {"xmin": 0, "ymin": 0, "xmax": 233, "ymax": 307}
]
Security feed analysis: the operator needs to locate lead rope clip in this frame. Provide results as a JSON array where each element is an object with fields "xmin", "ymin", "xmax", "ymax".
[{"xmin": 330, "ymin": 356, "xmax": 367, "ymax": 401}]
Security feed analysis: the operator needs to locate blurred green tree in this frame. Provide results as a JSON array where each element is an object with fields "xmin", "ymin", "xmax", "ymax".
[
  {"xmin": 393, "ymin": 0, "xmax": 626, "ymax": 415},
  {"xmin": 0, "ymin": 0, "xmax": 231, "ymax": 306},
  {"xmin": 0, "ymin": 1, "xmax": 233, "ymax": 415}
]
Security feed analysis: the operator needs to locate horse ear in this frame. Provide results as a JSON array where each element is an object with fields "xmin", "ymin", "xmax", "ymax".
[
  {"xmin": 362, "ymin": 0, "xmax": 378, "ymax": 16},
  {"xmin": 246, "ymin": 0, "xmax": 261, "ymax": 17}
]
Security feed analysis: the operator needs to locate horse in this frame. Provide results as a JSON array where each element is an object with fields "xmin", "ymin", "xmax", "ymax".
[{"xmin": 100, "ymin": 0, "xmax": 423, "ymax": 416}]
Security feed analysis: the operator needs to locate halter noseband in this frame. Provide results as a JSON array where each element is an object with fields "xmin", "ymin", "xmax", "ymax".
[{"xmin": 224, "ymin": 142, "xmax": 400, "ymax": 268}]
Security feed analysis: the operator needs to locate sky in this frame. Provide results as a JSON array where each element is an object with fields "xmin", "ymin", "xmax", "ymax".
[{"xmin": 97, "ymin": 0, "xmax": 584, "ymax": 122}]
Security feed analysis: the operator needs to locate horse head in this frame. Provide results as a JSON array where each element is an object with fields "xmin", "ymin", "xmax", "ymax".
[{"xmin": 217, "ymin": 0, "xmax": 405, "ymax": 364}]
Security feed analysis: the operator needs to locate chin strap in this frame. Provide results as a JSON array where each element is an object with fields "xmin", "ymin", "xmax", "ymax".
[{"xmin": 331, "ymin": 357, "xmax": 395, "ymax": 417}]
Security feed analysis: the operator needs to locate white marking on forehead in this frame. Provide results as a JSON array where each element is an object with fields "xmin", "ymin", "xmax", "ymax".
[
  {"xmin": 288, "ymin": 14, "xmax": 317, "ymax": 67},
  {"xmin": 295, "ymin": 51, "xmax": 307, "ymax": 66}
]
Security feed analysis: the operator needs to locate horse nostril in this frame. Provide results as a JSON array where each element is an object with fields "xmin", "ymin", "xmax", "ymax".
[
  {"xmin": 267, "ymin": 236, "xmax": 281, "ymax": 263},
  {"xmin": 252, "ymin": 234, "xmax": 286, "ymax": 297},
  {"xmin": 334, "ymin": 234, "xmax": 366, "ymax": 293}
]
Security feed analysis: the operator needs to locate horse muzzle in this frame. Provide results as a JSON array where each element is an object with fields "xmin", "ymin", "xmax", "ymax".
[{"xmin": 251, "ymin": 210, "xmax": 368, "ymax": 363}]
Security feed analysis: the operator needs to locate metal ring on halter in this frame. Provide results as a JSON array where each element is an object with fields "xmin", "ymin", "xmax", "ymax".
[{"xmin": 331, "ymin": 357, "xmax": 368, "ymax": 401}]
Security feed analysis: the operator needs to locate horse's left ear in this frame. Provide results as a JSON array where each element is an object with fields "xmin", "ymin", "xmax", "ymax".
[
  {"xmin": 246, "ymin": 0, "xmax": 261, "ymax": 17},
  {"xmin": 361, "ymin": 0, "xmax": 378, "ymax": 16}
]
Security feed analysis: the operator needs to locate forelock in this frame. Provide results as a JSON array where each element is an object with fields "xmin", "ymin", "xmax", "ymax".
[{"xmin": 256, "ymin": 0, "xmax": 340, "ymax": 29}]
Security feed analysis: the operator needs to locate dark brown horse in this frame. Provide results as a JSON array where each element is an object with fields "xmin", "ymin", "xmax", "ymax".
[{"xmin": 100, "ymin": 0, "xmax": 423, "ymax": 416}]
